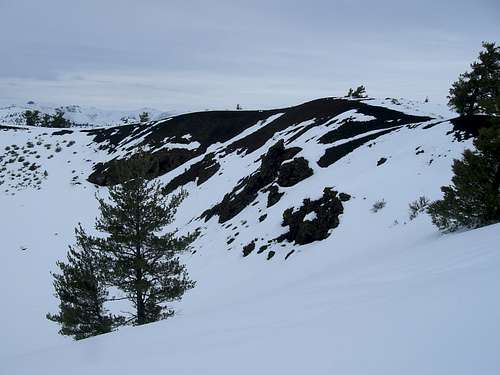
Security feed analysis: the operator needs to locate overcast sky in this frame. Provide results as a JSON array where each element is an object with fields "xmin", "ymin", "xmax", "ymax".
[{"xmin": 0, "ymin": 0, "xmax": 498, "ymax": 111}]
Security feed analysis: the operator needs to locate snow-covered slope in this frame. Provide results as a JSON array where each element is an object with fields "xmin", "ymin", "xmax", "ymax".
[
  {"xmin": 0, "ymin": 102, "xmax": 173, "ymax": 127},
  {"xmin": 1, "ymin": 97, "xmax": 498, "ymax": 374}
]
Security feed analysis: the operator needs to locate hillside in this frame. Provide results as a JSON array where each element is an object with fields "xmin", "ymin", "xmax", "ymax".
[
  {"xmin": 1, "ymin": 97, "xmax": 499, "ymax": 374},
  {"xmin": 0, "ymin": 102, "xmax": 173, "ymax": 127}
]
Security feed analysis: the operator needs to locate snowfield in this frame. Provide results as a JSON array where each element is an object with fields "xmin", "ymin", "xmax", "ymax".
[
  {"xmin": 0, "ymin": 102, "xmax": 173, "ymax": 127},
  {"xmin": 0, "ymin": 97, "xmax": 498, "ymax": 374}
]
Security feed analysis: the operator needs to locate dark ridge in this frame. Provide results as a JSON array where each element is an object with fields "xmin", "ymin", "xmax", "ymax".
[
  {"xmin": 285, "ymin": 250, "xmax": 295, "ymax": 260},
  {"xmin": 285, "ymin": 123, "xmax": 319, "ymax": 144},
  {"xmin": 319, "ymin": 107, "xmax": 430, "ymax": 145},
  {"xmin": 88, "ymin": 148, "xmax": 197, "ymax": 186},
  {"xmin": 83, "ymin": 124, "xmax": 139, "ymax": 150},
  {"xmin": 85, "ymin": 110, "xmax": 278, "ymax": 152},
  {"xmin": 84, "ymin": 97, "xmax": 438, "ymax": 186},
  {"xmin": 84, "ymin": 110, "xmax": 279, "ymax": 185},
  {"xmin": 224, "ymin": 98, "xmax": 363, "ymax": 155},
  {"xmin": 377, "ymin": 157, "xmax": 387, "ymax": 166},
  {"xmin": 163, "ymin": 153, "xmax": 220, "ymax": 195},
  {"xmin": 277, "ymin": 188, "xmax": 348, "ymax": 245},
  {"xmin": 201, "ymin": 140, "xmax": 302, "ymax": 223},
  {"xmin": 318, "ymin": 127, "xmax": 401, "ymax": 168},
  {"xmin": 225, "ymin": 98, "xmax": 430, "ymax": 156}
]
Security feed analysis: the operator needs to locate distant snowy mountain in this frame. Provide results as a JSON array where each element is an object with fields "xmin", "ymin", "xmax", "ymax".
[
  {"xmin": 0, "ymin": 101, "xmax": 174, "ymax": 127},
  {"xmin": 1, "ymin": 97, "xmax": 498, "ymax": 375}
]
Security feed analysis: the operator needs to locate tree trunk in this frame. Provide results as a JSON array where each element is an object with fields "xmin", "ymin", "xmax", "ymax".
[{"xmin": 136, "ymin": 293, "xmax": 145, "ymax": 325}]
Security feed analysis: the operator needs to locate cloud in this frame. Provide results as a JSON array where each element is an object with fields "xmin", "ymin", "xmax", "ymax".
[{"xmin": 0, "ymin": 0, "xmax": 498, "ymax": 110}]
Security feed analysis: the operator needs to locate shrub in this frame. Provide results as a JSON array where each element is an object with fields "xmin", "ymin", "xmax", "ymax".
[
  {"xmin": 408, "ymin": 196, "xmax": 430, "ymax": 220},
  {"xmin": 371, "ymin": 199, "xmax": 386, "ymax": 213}
]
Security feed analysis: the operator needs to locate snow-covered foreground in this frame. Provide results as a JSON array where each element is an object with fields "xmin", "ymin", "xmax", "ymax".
[
  {"xmin": 1, "ymin": 98, "xmax": 498, "ymax": 374},
  {"xmin": 4, "ymin": 218, "xmax": 500, "ymax": 374}
]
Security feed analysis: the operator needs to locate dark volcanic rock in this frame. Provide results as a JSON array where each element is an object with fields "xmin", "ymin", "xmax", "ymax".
[
  {"xmin": 242, "ymin": 241, "xmax": 256, "ymax": 257},
  {"xmin": 277, "ymin": 157, "xmax": 313, "ymax": 187},
  {"xmin": 202, "ymin": 140, "xmax": 301, "ymax": 223},
  {"xmin": 226, "ymin": 98, "xmax": 430, "ymax": 156},
  {"xmin": 318, "ymin": 128, "xmax": 399, "ymax": 168},
  {"xmin": 277, "ymin": 187, "xmax": 349, "ymax": 245},
  {"xmin": 88, "ymin": 148, "xmax": 197, "ymax": 186},
  {"xmin": 257, "ymin": 244, "xmax": 269, "ymax": 254},
  {"xmin": 163, "ymin": 153, "xmax": 220, "ymax": 194},
  {"xmin": 266, "ymin": 185, "xmax": 284, "ymax": 207},
  {"xmin": 377, "ymin": 157, "xmax": 387, "ymax": 166},
  {"xmin": 338, "ymin": 192, "xmax": 351, "ymax": 202}
]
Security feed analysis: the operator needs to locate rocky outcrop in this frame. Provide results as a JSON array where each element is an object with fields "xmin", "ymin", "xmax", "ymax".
[
  {"xmin": 202, "ymin": 140, "xmax": 304, "ymax": 223},
  {"xmin": 266, "ymin": 185, "xmax": 284, "ymax": 207},
  {"xmin": 163, "ymin": 153, "xmax": 220, "ymax": 195},
  {"xmin": 277, "ymin": 188, "xmax": 350, "ymax": 245},
  {"xmin": 277, "ymin": 157, "xmax": 313, "ymax": 187}
]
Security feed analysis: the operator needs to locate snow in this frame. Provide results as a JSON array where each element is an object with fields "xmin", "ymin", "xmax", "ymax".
[
  {"xmin": 304, "ymin": 211, "xmax": 317, "ymax": 221},
  {"xmin": 0, "ymin": 102, "xmax": 175, "ymax": 127},
  {"xmin": 332, "ymin": 109, "xmax": 377, "ymax": 123},
  {"xmin": 0, "ymin": 100, "xmax": 498, "ymax": 374}
]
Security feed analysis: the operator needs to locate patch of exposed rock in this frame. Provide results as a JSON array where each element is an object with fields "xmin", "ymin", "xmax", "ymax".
[{"xmin": 277, "ymin": 188, "xmax": 350, "ymax": 245}]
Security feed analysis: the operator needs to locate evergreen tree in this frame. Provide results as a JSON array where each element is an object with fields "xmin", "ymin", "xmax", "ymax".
[
  {"xmin": 139, "ymin": 111, "xmax": 150, "ymax": 123},
  {"xmin": 41, "ymin": 113, "xmax": 52, "ymax": 127},
  {"xmin": 448, "ymin": 42, "xmax": 500, "ymax": 116},
  {"xmin": 93, "ymin": 156, "xmax": 197, "ymax": 324},
  {"xmin": 23, "ymin": 110, "xmax": 40, "ymax": 126},
  {"xmin": 346, "ymin": 85, "xmax": 367, "ymax": 99},
  {"xmin": 47, "ymin": 225, "xmax": 118, "ymax": 340},
  {"xmin": 48, "ymin": 153, "xmax": 197, "ymax": 337},
  {"xmin": 427, "ymin": 124, "xmax": 500, "ymax": 231},
  {"xmin": 50, "ymin": 109, "xmax": 71, "ymax": 128}
]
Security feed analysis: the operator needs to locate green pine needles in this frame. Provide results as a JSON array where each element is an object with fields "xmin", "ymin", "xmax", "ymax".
[
  {"xmin": 47, "ymin": 152, "xmax": 197, "ymax": 339},
  {"xmin": 428, "ymin": 41, "xmax": 500, "ymax": 232},
  {"xmin": 428, "ymin": 124, "xmax": 500, "ymax": 231},
  {"xmin": 448, "ymin": 42, "xmax": 500, "ymax": 116}
]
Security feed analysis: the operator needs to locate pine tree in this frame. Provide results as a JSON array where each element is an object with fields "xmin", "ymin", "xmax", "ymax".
[
  {"xmin": 427, "ymin": 124, "xmax": 500, "ymax": 231},
  {"xmin": 50, "ymin": 109, "xmax": 71, "ymax": 128},
  {"xmin": 48, "ymin": 153, "xmax": 197, "ymax": 337},
  {"xmin": 92, "ymin": 154, "xmax": 196, "ymax": 325},
  {"xmin": 448, "ymin": 42, "xmax": 500, "ymax": 116},
  {"xmin": 139, "ymin": 111, "xmax": 150, "ymax": 123},
  {"xmin": 346, "ymin": 85, "xmax": 367, "ymax": 99},
  {"xmin": 47, "ymin": 225, "xmax": 118, "ymax": 340},
  {"xmin": 41, "ymin": 113, "xmax": 52, "ymax": 127},
  {"xmin": 23, "ymin": 110, "xmax": 40, "ymax": 126}
]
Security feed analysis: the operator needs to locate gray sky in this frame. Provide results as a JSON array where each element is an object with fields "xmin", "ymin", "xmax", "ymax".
[{"xmin": 0, "ymin": 0, "xmax": 498, "ymax": 111}]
